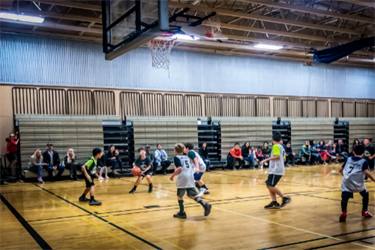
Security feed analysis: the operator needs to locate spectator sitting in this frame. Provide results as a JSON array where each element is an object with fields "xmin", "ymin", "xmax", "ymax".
[
  {"xmin": 63, "ymin": 148, "xmax": 80, "ymax": 181},
  {"xmin": 317, "ymin": 140, "xmax": 336, "ymax": 165},
  {"xmin": 256, "ymin": 147, "xmax": 264, "ymax": 162},
  {"xmin": 250, "ymin": 146, "xmax": 259, "ymax": 167},
  {"xmin": 262, "ymin": 142, "xmax": 271, "ymax": 166},
  {"xmin": 326, "ymin": 140, "xmax": 337, "ymax": 164},
  {"xmin": 42, "ymin": 143, "xmax": 65, "ymax": 181},
  {"xmin": 241, "ymin": 142, "xmax": 254, "ymax": 169},
  {"xmin": 227, "ymin": 143, "xmax": 243, "ymax": 171},
  {"xmin": 335, "ymin": 140, "xmax": 348, "ymax": 161},
  {"xmin": 285, "ymin": 142, "xmax": 295, "ymax": 167},
  {"xmin": 199, "ymin": 142, "xmax": 211, "ymax": 172},
  {"xmin": 106, "ymin": 145, "xmax": 124, "ymax": 172},
  {"xmin": 145, "ymin": 145, "xmax": 157, "ymax": 175},
  {"xmin": 28, "ymin": 149, "xmax": 47, "ymax": 184},
  {"xmin": 300, "ymin": 141, "xmax": 313, "ymax": 166},
  {"xmin": 349, "ymin": 139, "xmax": 360, "ymax": 156},
  {"xmin": 154, "ymin": 144, "xmax": 171, "ymax": 175},
  {"xmin": 309, "ymin": 140, "xmax": 320, "ymax": 165},
  {"xmin": 5, "ymin": 133, "xmax": 19, "ymax": 176},
  {"xmin": 363, "ymin": 138, "xmax": 375, "ymax": 181}
]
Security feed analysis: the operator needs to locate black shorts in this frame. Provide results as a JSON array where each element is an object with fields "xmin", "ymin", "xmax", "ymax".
[
  {"xmin": 141, "ymin": 169, "xmax": 153, "ymax": 177},
  {"xmin": 6, "ymin": 153, "xmax": 17, "ymax": 162},
  {"xmin": 342, "ymin": 190, "xmax": 368, "ymax": 199},
  {"xmin": 265, "ymin": 174, "xmax": 282, "ymax": 187},
  {"xmin": 84, "ymin": 175, "xmax": 95, "ymax": 188}
]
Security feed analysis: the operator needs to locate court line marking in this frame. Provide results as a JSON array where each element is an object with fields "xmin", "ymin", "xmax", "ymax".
[
  {"xmin": 34, "ymin": 185, "xmax": 156, "ymax": 250},
  {"xmin": 296, "ymin": 193, "xmax": 375, "ymax": 207},
  {"xmin": 0, "ymin": 194, "xmax": 53, "ymax": 250},
  {"xmin": 306, "ymin": 236, "xmax": 375, "ymax": 250}
]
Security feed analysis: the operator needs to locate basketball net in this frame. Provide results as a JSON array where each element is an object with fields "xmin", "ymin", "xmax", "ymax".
[
  {"xmin": 203, "ymin": 17, "xmax": 222, "ymax": 38},
  {"xmin": 147, "ymin": 37, "xmax": 176, "ymax": 76}
]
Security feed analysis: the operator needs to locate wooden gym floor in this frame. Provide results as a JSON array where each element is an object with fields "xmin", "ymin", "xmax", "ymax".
[{"xmin": 1, "ymin": 164, "xmax": 374, "ymax": 250}]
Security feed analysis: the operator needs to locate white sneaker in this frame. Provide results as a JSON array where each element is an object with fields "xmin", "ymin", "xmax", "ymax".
[
  {"xmin": 331, "ymin": 156, "xmax": 336, "ymax": 159},
  {"xmin": 264, "ymin": 162, "xmax": 268, "ymax": 166},
  {"xmin": 197, "ymin": 188, "xmax": 206, "ymax": 197},
  {"xmin": 204, "ymin": 189, "xmax": 210, "ymax": 195},
  {"xmin": 323, "ymin": 162, "xmax": 328, "ymax": 165},
  {"xmin": 38, "ymin": 177, "xmax": 44, "ymax": 184},
  {"xmin": 98, "ymin": 176, "xmax": 104, "ymax": 181},
  {"xmin": 105, "ymin": 176, "xmax": 109, "ymax": 179}
]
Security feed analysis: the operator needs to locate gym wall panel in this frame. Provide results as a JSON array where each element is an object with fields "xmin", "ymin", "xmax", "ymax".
[
  {"xmin": 288, "ymin": 98, "xmax": 302, "ymax": 117},
  {"xmin": 343, "ymin": 101, "xmax": 355, "ymax": 117},
  {"xmin": 346, "ymin": 118, "xmax": 375, "ymax": 147},
  {"xmin": 2, "ymin": 34, "xmax": 375, "ymax": 99},
  {"xmin": 273, "ymin": 98, "xmax": 287, "ymax": 117},
  {"xmin": 12, "ymin": 87, "xmax": 38, "ymax": 115},
  {"xmin": 93, "ymin": 90, "xmax": 115, "ymax": 116},
  {"xmin": 39, "ymin": 88, "xmax": 66, "ymax": 115},
  {"xmin": 222, "ymin": 96, "xmax": 238, "ymax": 117},
  {"xmin": 355, "ymin": 101, "xmax": 367, "ymax": 117},
  {"xmin": 239, "ymin": 96, "xmax": 255, "ymax": 117},
  {"xmin": 368, "ymin": 103, "xmax": 375, "ymax": 117},
  {"xmin": 205, "ymin": 95, "xmax": 221, "ymax": 117},
  {"xmin": 66, "ymin": 89, "xmax": 93, "ymax": 115},
  {"xmin": 184, "ymin": 95, "xmax": 202, "ymax": 116},
  {"xmin": 302, "ymin": 99, "xmax": 316, "ymax": 117},
  {"xmin": 164, "ymin": 94, "xmax": 184, "ymax": 116},
  {"xmin": 120, "ymin": 92, "xmax": 141, "ymax": 118},
  {"xmin": 141, "ymin": 93, "xmax": 163, "ymax": 116},
  {"xmin": 316, "ymin": 100, "xmax": 328, "ymax": 117},
  {"xmin": 256, "ymin": 97, "xmax": 270, "ymax": 117},
  {"xmin": 289, "ymin": 118, "xmax": 335, "ymax": 155},
  {"xmin": 217, "ymin": 117, "xmax": 273, "ymax": 159},
  {"xmin": 331, "ymin": 100, "xmax": 342, "ymax": 117}
]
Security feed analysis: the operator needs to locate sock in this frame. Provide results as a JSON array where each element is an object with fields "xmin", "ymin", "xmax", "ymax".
[
  {"xmin": 360, "ymin": 190, "xmax": 369, "ymax": 211},
  {"xmin": 202, "ymin": 184, "xmax": 208, "ymax": 189},
  {"xmin": 178, "ymin": 200, "xmax": 184, "ymax": 213},
  {"xmin": 149, "ymin": 183, "xmax": 153, "ymax": 188},
  {"xmin": 81, "ymin": 193, "xmax": 86, "ymax": 198},
  {"xmin": 133, "ymin": 185, "xmax": 137, "ymax": 190},
  {"xmin": 195, "ymin": 182, "xmax": 201, "ymax": 190},
  {"xmin": 90, "ymin": 196, "xmax": 94, "ymax": 201},
  {"xmin": 341, "ymin": 197, "xmax": 349, "ymax": 212},
  {"xmin": 195, "ymin": 197, "xmax": 206, "ymax": 207}
]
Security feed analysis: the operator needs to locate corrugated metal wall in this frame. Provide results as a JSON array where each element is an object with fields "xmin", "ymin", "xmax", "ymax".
[{"xmin": 2, "ymin": 33, "xmax": 374, "ymax": 99}]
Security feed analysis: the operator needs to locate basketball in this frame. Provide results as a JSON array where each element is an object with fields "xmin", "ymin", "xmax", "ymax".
[{"xmin": 132, "ymin": 167, "xmax": 142, "ymax": 176}]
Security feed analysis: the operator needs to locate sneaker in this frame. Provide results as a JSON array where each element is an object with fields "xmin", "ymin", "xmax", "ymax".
[
  {"xmin": 305, "ymin": 162, "xmax": 310, "ymax": 166},
  {"xmin": 89, "ymin": 200, "xmax": 102, "ymax": 206},
  {"xmin": 264, "ymin": 201, "xmax": 280, "ymax": 209},
  {"xmin": 98, "ymin": 176, "xmax": 104, "ymax": 181},
  {"xmin": 287, "ymin": 164, "xmax": 291, "ymax": 167},
  {"xmin": 105, "ymin": 176, "xmax": 109, "ymax": 179},
  {"xmin": 173, "ymin": 212, "xmax": 187, "ymax": 219},
  {"xmin": 339, "ymin": 211, "xmax": 347, "ymax": 222},
  {"xmin": 129, "ymin": 189, "xmax": 136, "ymax": 194},
  {"xmin": 232, "ymin": 167, "xmax": 237, "ymax": 171},
  {"xmin": 148, "ymin": 185, "xmax": 153, "ymax": 193},
  {"xmin": 362, "ymin": 210, "xmax": 373, "ymax": 218},
  {"xmin": 197, "ymin": 188, "xmax": 206, "ymax": 197},
  {"xmin": 203, "ymin": 203, "xmax": 212, "ymax": 216},
  {"xmin": 79, "ymin": 196, "xmax": 90, "ymax": 202},
  {"xmin": 38, "ymin": 177, "xmax": 44, "ymax": 184},
  {"xmin": 280, "ymin": 197, "xmax": 292, "ymax": 208},
  {"xmin": 323, "ymin": 162, "xmax": 328, "ymax": 166},
  {"xmin": 331, "ymin": 156, "xmax": 336, "ymax": 160},
  {"xmin": 264, "ymin": 162, "xmax": 268, "ymax": 166},
  {"xmin": 204, "ymin": 189, "xmax": 210, "ymax": 195}
]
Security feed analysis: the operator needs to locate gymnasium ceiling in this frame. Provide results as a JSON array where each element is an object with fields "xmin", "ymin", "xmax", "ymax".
[{"xmin": 1, "ymin": 0, "xmax": 374, "ymax": 68}]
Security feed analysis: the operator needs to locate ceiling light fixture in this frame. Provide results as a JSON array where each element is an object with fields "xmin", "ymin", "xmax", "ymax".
[
  {"xmin": 0, "ymin": 12, "xmax": 44, "ymax": 23},
  {"xmin": 254, "ymin": 44, "xmax": 283, "ymax": 50},
  {"xmin": 174, "ymin": 34, "xmax": 200, "ymax": 40}
]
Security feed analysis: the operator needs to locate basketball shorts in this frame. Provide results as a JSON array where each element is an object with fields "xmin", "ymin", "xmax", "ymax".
[
  {"xmin": 177, "ymin": 188, "xmax": 198, "ymax": 197},
  {"xmin": 141, "ymin": 169, "xmax": 152, "ymax": 177},
  {"xmin": 84, "ymin": 175, "xmax": 95, "ymax": 188},
  {"xmin": 194, "ymin": 172, "xmax": 204, "ymax": 181},
  {"xmin": 265, "ymin": 174, "xmax": 282, "ymax": 187}
]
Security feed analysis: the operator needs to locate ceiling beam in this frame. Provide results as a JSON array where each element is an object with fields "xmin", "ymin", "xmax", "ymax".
[
  {"xmin": 238, "ymin": 0, "xmax": 375, "ymax": 24},
  {"xmin": 36, "ymin": 0, "xmax": 101, "ymax": 12},
  {"xmin": 336, "ymin": 0, "xmax": 375, "ymax": 9},
  {"xmin": 169, "ymin": 2, "xmax": 366, "ymax": 36}
]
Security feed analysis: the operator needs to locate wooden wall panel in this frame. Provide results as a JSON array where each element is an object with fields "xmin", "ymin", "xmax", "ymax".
[
  {"xmin": 205, "ymin": 95, "xmax": 221, "ymax": 117},
  {"xmin": 141, "ymin": 93, "xmax": 164, "ymax": 116},
  {"xmin": 355, "ymin": 101, "xmax": 367, "ymax": 117},
  {"xmin": 66, "ymin": 89, "xmax": 92, "ymax": 115},
  {"xmin": 164, "ymin": 94, "xmax": 184, "ymax": 116},
  {"xmin": 222, "ymin": 96, "xmax": 238, "ymax": 117},
  {"xmin": 239, "ymin": 97, "xmax": 255, "ymax": 117},
  {"xmin": 256, "ymin": 97, "xmax": 270, "ymax": 117},
  {"xmin": 120, "ymin": 92, "xmax": 141, "ymax": 118},
  {"xmin": 331, "ymin": 100, "xmax": 342, "ymax": 118},
  {"xmin": 316, "ymin": 100, "xmax": 328, "ymax": 117},
  {"xmin": 93, "ymin": 90, "xmax": 115, "ymax": 115},
  {"xmin": 343, "ymin": 101, "xmax": 355, "ymax": 117},
  {"xmin": 184, "ymin": 95, "xmax": 202, "ymax": 116},
  {"xmin": 288, "ymin": 98, "xmax": 302, "ymax": 117},
  {"xmin": 12, "ymin": 87, "xmax": 38, "ymax": 115},
  {"xmin": 273, "ymin": 98, "xmax": 287, "ymax": 117},
  {"xmin": 368, "ymin": 103, "xmax": 375, "ymax": 118},
  {"xmin": 302, "ymin": 99, "xmax": 316, "ymax": 117}
]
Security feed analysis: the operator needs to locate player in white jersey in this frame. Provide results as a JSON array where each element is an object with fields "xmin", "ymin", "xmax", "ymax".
[
  {"xmin": 260, "ymin": 132, "xmax": 292, "ymax": 209},
  {"xmin": 184, "ymin": 143, "xmax": 210, "ymax": 197},
  {"xmin": 170, "ymin": 143, "xmax": 212, "ymax": 219},
  {"xmin": 339, "ymin": 145, "xmax": 375, "ymax": 222}
]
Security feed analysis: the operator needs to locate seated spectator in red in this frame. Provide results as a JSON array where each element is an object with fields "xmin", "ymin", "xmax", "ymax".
[
  {"xmin": 5, "ymin": 133, "xmax": 19, "ymax": 175},
  {"xmin": 256, "ymin": 147, "xmax": 264, "ymax": 162},
  {"xmin": 28, "ymin": 149, "xmax": 47, "ymax": 184},
  {"xmin": 326, "ymin": 140, "xmax": 337, "ymax": 163},
  {"xmin": 227, "ymin": 143, "xmax": 243, "ymax": 171},
  {"xmin": 42, "ymin": 143, "xmax": 65, "ymax": 181},
  {"xmin": 317, "ymin": 140, "xmax": 336, "ymax": 165}
]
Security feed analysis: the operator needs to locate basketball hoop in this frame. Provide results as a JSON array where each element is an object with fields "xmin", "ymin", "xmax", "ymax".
[
  {"xmin": 147, "ymin": 37, "xmax": 176, "ymax": 72},
  {"xmin": 203, "ymin": 17, "xmax": 222, "ymax": 38}
]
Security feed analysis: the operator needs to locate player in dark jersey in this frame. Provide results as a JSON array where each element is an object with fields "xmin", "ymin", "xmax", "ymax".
[
  {"xmin": 129, "ymin": 148, "xmax": 153, "ymax": 194},
  {"xmin": 78, "ymin": 148, "xmax": 102, "ymax": 206}
]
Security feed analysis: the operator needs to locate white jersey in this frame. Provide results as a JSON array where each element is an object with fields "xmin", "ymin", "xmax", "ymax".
[
  {"xmin": 341, "ymin": 157, "xmax": 367, "ymax": 193},
  {"xmin": 174, "ymin": 155, "xmax": 195, "ymax": 188},
  {"xmin": 269, "ymin": 144, "xmax": 285, "ymax": 175},
  {"xmin": 188, "ymin": 150, "xmax": 206, "ymax": 173}
]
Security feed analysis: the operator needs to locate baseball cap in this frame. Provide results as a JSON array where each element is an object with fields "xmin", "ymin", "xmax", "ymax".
[
  {"xmin": 46, "ymin": 143, "xmax": 53, "ymax": 146},
  {"xmin": 145, "ymin": 145, "xmax": 150, "ymax": 148}
]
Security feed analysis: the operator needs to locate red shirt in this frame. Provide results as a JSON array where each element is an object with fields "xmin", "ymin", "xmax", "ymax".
[
  {"xmin": 230, "ymin": 148, "xmax": 242, "ymax": 158},
  {"xmin": 6, "ymin": 140, "xmax": 18, "ymax": 154}
]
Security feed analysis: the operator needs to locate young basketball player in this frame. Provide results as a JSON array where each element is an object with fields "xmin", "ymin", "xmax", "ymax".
[
  {"xmin": 339, "ymin": 145, "xmax": 375, "ymax": 222},
  {"xmin": 79, "ymin": 148, "xmax": 102, "ymax": 206},
  {"xmin": 170, "ymin": 143, "xmax": 212, "ymax": 218},
  {"xmin": 129, "ymin": 148, "xmax": 153, "ymax": 194},
  {"xmin": 260, "ymin": 132, "xmax": 292, "ymax": 209},
  {"xmin": 184, "ymin": 143, "xmax": 210, "ymax": 197}
]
